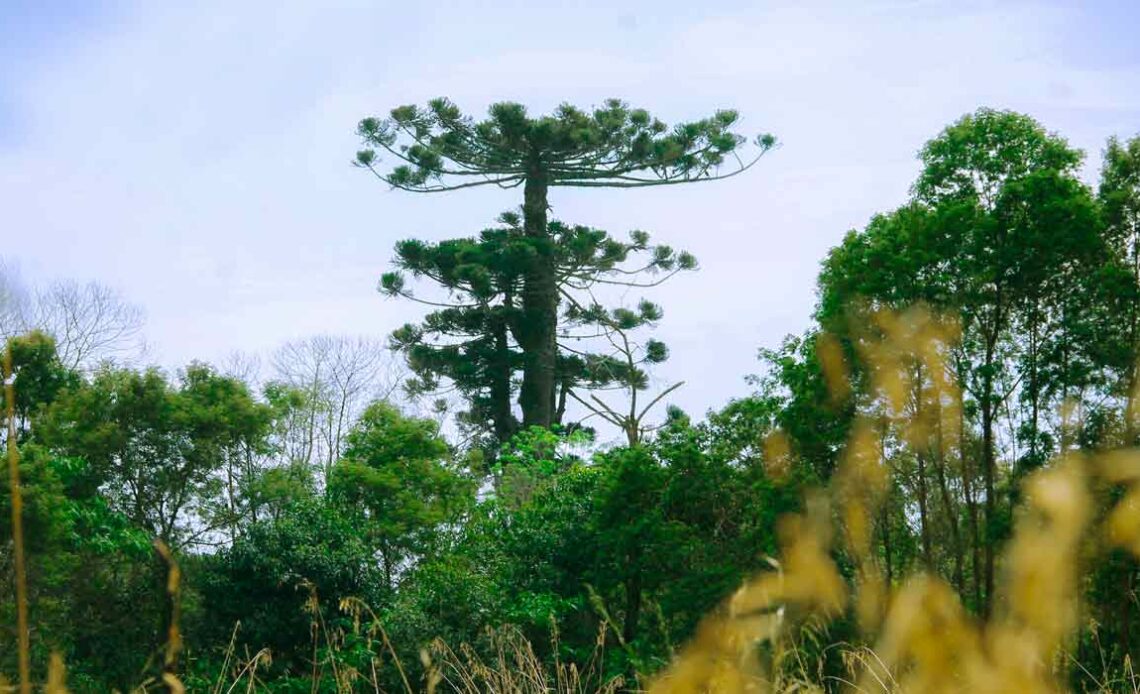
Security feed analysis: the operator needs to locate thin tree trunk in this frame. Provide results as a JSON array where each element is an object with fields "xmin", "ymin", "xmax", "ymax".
[
  {"xmin": 960, "ymin": 400, "xmax": 982, "ymax": 612},
  {"xmin": 916, "ymin": 449, "xmax": 933, "ymax": 570},
  {"xmin": 1121, "ymin": 212, "xmax": 1140, "ymax": 663},
  {"xmin": 555, "ymin": 378, "xmax": 569, "ymax": 426},
  {"xmin": 881, "ymin": 496, "xmax": 894, "ymax": 586},
  {"xmin": 623, "ymin": 567, "xmax": 643, "ymax": 646},
  {"xmin": 933, "ymin": 408, "xmax": 964, "ymax": 592},
  {"xmin": 879, "ymin": 422, "xmax": 894, "ymax": 584},
  {"xmin": 226, "ymin": 457, "xmax": 237, "ymax": 542},
  {"xmin": 981, "ymin": 330, "xmax": 997, "ymax": 619},
  {"xmin": 490, "ymin": 313, "xmax": 518, "ymax": 443},
  {"xmin": 1125, "ymin": 567, "xmax": 1135, "ymax": 662},
  {"xmin": 1122, "ymin": 296, "xmax": 1140, "ymax": 657},
  {"xmin": 914, "ymin": 369, "xmax": 934, "ymax": 570},
  {"xmin": 381, "ymin": 545, "xmax": 394, "ymax": 595}
]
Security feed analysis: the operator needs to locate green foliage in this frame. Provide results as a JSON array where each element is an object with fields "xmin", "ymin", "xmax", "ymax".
[
  {"xmin": 9, "ymin": 108, "xmax": 1140, "ymax": 692},
  {"xmin": 494, "ymin": 425, "xmax": 593, "ymax": 506},
  {"xmin": 36, "ymin": 362, "xmax": 272, "ymax": 546},
  {"xmin": 358, "ymin": 98, "xmax": 767, "ymax": 432},
  {"xmin": 196, "ymin": 498, "xmax": 382, "ymax": 676},
  {"xmin": 329, "ymin": 401, "xmax": 474, "ymax": 589},
  {"xmin": 355, "ymin": 98, "xmax": 774, "ymax": 191},
  {"xmin": 2, "ymin": 331, "xmax": 79, "ymax": 438},
  {"xmin": 381, "ymin": 418, "xmax": 797, "ymax": 683},
  {"xmin": 915, "ymin": 107, "xmax": 1082, "ymax": 205},
  {"xmin": 384, "ymin": 211, "xmax": 695, "ymax": 448}
]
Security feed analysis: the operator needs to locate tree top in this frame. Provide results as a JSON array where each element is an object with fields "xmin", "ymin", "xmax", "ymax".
[{"xmin": 355, "ymin": 97, "xmax": 776, "ymax": 192}]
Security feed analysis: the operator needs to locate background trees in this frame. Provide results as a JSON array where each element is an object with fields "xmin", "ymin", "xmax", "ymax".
[
  {"xmin": 33, "ymin": 280, "xmax": 146, "ymax": 371},
  {"xmin": 36, "ymin": 362, "xmax": 272, "ymax": 549},
  {"xmin": 800, "ymin": 110, "xmax": 1112, "ymax": 616}
]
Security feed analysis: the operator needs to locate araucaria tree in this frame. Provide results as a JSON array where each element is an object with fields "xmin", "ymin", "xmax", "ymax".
[
  {"xmin": 355, "ymin": 98, "xmax": 775, "ymax": 430},
  {"xmin": 382, "ymin": 211, "xmax": 695, "ymax": 446}
]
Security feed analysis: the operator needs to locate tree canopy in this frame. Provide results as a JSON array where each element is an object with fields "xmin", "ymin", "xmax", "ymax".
[{"xmin": 354, "ymin": 98, "xmax": 776, "ymax": 192}]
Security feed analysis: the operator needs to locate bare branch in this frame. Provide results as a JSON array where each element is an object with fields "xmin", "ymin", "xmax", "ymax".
[
  {"xmin": 33, "ymin": 279, "xmax": 146, "ymax": 371},
  {"xmin": 637, "ymin": 381, "xmax": 685, "ymax": 422}
]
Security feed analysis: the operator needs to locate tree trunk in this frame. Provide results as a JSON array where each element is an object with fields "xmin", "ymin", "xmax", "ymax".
[
  {"xmin": 933, "ymin": 407, "xmax": 964, "ymax": 593},
  {"xmin": 913, "ymin": 370, "xmax": 933, "ymax": 570},
  {"xmin": 489, "ymin": 312, "xmax": 518, "ymax": 443},
  {"xmin": 1125, "ymin": 566, "xmax": 1135, "ymax": 662},
  {"xmin": 1128, "ymin": 224, "xmax": 1140, "ymax": 446},
  {"xmin": 916, "ymin": 451, "xmax": 933, "ymax": 570},
  {"xmin": 960, "ymin": 390, "xmax": 983, "ymax": 612},
  {"xmin": 154, "ymin": 544, "xmax": 181, "ymax": 691},
  {"xmin": 226, "ymin": 457, "xmax": 237, "ymax": 542},
  {"xmin": 881, "ymin": 497, "xmax": 893, "ymax": 586},
  {"xmin": 518, "ymin": 172, "xmax": 558, "ymax": 428},
  {"xmin": 381, "ymin": 544, "xmax": 394, "ymax": 595},
  {"xmin": 1029, "ymin": 308, "xmax": 1039, "ymax": 468},
  {"xmin": 623, "ymin": 568, "xmax": 643, "ymax": 646},
  {"xmin": 1122, "ymin": 206, "xmax": 1140, "ymax": 664},
  {"xmin": 1122, "ymin": 283, "xmax": 1139, "ymax": 656},
  {"xmin": 555, "ymin": 378, "xmax": 569, "ymax": 425},
  {"xmin": 981, "ymin": 331, "xmax": 997, "ymax": 619}
]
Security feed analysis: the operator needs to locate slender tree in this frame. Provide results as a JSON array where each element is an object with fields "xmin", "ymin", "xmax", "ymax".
[
  {"xmin": 812, "ymin": 110, "xmax": 1102, "ymax": 616},
  {"xmin": 37, "ymin": 363, "xmax": 271, "ymax": 548},
  {"xmin": 329, "ymin": 401, "xmax": 473, "ymax": 591},
  {"xmin": 33, "ymin": 280, "xmax": 146, "ymax": 371},
  {"xmin": 1095, "ymin": 134, "xmax": 1140, "ymax": 658},
  {"xmin": 0, "ymin": 261, "xmax": 32, "ymax": 341},
  {"xmin": 1099, "ymin": 135, "xmax": 1140, "ymax": 439},
  {"xmin": 914, "ymin": 109, "xmax": 1094, "ymax": 614},
  {"xmin": 564, "ymin": 298, "xmax": 682, "ymax": 446},
  {"xmin": 0, "ymin": 266, "xmax": 146, "ymax": 371}
]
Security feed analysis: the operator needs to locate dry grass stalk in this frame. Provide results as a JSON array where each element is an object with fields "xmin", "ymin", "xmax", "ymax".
[
  {"xmin": 4, "ymin": 346, "xmax": 31, "ymax": 694},
  {"xmin": 425, "ymin": 625, "xmax": 622, "ymax": 694},
  {"xmin": 155, "ymin": 540, "xmax": 185, "ymax": 693}
]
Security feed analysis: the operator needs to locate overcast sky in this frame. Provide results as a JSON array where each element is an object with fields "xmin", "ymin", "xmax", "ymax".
[{"xmin": 2, "ymin": 0, "xmax": 1139, "ymax": 433}]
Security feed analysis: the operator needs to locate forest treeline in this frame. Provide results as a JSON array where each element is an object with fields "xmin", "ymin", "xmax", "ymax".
[{"xmin": 2, "ymin": 101, "xmax": 1140, "ymax": 692}]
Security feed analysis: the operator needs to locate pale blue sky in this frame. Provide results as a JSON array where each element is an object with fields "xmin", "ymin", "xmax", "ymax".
[{"xmin": 2, "ymin": 0, "xmax": 1139, "ymax": 432}]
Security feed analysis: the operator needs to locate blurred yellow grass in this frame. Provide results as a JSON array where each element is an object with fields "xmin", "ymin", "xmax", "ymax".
[{"xmin": 648, "ymin": 306, "xmax": 1140, "ymax": 693}]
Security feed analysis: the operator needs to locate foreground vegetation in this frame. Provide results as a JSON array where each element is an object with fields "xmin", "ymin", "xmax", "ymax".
[{"xmin": 3, "ymin": 101, "xmax": 1140, "ymax": 692}]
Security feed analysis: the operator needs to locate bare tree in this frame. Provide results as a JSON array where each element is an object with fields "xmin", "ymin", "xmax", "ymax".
[
  {"xmin": 0, "ymin": 261, "xmax": 32, "ymax": 341},
  {"xmin": 1, "ymin": 262, "xmax": 146, "ymax": 370},
  {"xmin": 221, "ymin": 349, "xmax": 263, "ymax": 384},
  {"xmin": 270, "ymin": 335, "xmax": 403, "ymax": 477},
  {"xmin": 33, "ymin": 280, "xmax": 146, "ymax": 370}
]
